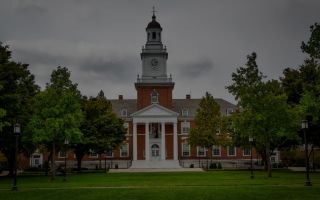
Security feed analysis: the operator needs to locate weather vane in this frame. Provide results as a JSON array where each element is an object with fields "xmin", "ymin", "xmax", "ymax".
[{"xmin": 152, "ymin": 6, "xmax": 157, "ymax": 16}]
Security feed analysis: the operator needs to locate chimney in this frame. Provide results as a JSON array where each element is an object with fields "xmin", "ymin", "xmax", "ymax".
[
  {"xmin": 118, "ymin": 95, "xmax": 123, "ymax": 100},
  {"xmin": 186, "ymin": 94, "xmax": 191, "ymax": 99}
]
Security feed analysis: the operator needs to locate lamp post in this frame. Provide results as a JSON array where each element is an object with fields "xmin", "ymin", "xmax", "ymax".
[
  {"xmin": 63, "ymin": 138, "xmax": 69, "ymax": 182},
  {"xmin": 249, "ymin": 136, "xmax": 254, "ymax": 179},
  {"xmin": 12, "ymin": 123, "xmax": 21, "ymax": 191},
  {"xmin": 301, "ymin": 120, "xmax": 312, "ymax": 186}
]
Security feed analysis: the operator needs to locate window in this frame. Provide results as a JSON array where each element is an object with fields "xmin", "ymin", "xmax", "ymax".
[
  {"xmin": 106, "ymin": 150, "xmax": 113, "ymax": 158},
  {"xmin": 227, "ymin": 146, "xmax": 236, "ymax": 156},
  {"xmin": 120, "ymin": 144, "xmax": 129, "ymax": 157},
  {"xmin": 151, "ymin": 144, "xmax": 160, "ymax": 157},
  {"xmin": 243, "ymin": 147, "xmax": 251, "ymax": 156},
  {"xmin": 121, "ymin": 109, "xmax": 127, "ymax": 117},
  {"xmin": 151, "ymin": 89, "xmax": 158, "ymax": 103},
  {"xmin": 123, "ymin": 123, "xmax": 129, "ymax": 136},
  {"xmin": 181, "ymin": 121, "xmax": 190, "ymax": 134},
  {"xmin": 152, "ymin": 32, "xmax": 156, "ymax": 39},
  {"xmin": 197, "ymin": 146, "xmax": 206, "ymax": 157},
  {"xmin": 182, "ymin": 143, "xmax": 190, "ymax": 157},
  {"xmin": 58, "ymin": 151, "xmax": 66, "ymax": 158},
  {"xmin": 226, "ymin": 108, "xmax": 234, "ymax": 116},
  {"xmin": 212, "ymin": 145, "xmax": 221, "ymax": 156},
  {"xmin": 181, "ymin": 109, "xmax": 189, "ymax": 116},
  {"xmin": 89, "ymin": 149, "xmax": 98, "ymax": 158}
]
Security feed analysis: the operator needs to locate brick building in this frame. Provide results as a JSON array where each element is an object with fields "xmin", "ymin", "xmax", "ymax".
[{"xmin": 30, "ymin": 12, "xmax": 260, "ymax": 170}]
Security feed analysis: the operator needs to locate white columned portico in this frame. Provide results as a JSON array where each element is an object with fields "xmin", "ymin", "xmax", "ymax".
[
  {"xmin": 145, "ymin": 122, "xmax": 150, "ymax": 160},
  {"xmin": 161, "ymin": 122, "xmax": 166, "ymax": 160},
  {"xmin": 173, "ymin": 122, "xmax": 178, "ymax": 160},
  {"xmin": 131, "ymin": 104, "xmax": 180, "ymax": 168},
  {"xmin": 133, "ymin": 123, "xmax": 137, "ymax": 160}
]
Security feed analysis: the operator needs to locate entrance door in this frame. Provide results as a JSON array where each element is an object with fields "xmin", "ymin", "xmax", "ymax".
[{"xmin": 151, "ymin": 144, "xmax": 160, "ymax": 160}]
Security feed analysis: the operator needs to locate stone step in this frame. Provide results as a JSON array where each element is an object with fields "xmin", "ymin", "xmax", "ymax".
[{"xmin": 131, "ymin": 160, "xmax": 181, "ymax": 169}]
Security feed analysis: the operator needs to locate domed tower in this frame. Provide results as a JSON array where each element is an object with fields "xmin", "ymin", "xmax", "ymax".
[{"xmin": 135, "ymin": 10, "xmax": 174, "ymax": 110}]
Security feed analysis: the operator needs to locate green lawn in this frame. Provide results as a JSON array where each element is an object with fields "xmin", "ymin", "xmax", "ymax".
[{"xmin": 0, "ymin": 170, "xmax": 319, "ymax": 200}]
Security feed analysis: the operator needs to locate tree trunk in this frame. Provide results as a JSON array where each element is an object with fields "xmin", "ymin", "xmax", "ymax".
[
  {"xmin": 99, "ymin": 153, "xmax": 102, "ymax": 169},
  {"xmin": 266, "ymin": 143, "xmax": 272, "ymax": 177},
  {"xmin": 51, "ymin": 141, "xmax": 56, "ymax": 180},
  {"xmin": 4, "ymin": 149, "xmax": 14, "ymax": 177},
  {"xmin": 76, "ymin": 152, "xmax": 85, "ymax": 173}
]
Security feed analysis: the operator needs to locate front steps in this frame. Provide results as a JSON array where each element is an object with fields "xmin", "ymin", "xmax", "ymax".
[{"xmin": 130, "ymin": 160, "xmax": 181, "ymax": 169}]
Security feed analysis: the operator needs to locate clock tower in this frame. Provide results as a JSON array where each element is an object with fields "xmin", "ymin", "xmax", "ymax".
[{"xmin": 135, "ymin": 11, "xmax": 174, "ymax": 110}]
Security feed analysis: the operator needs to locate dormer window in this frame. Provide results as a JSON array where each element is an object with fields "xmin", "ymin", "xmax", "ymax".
[
  {"xmin": 152, "ymin": 32, "xmax": 156, "ymax": 39},
  {"xmin": 226, "ymin": 108, "xmax": 234, "ymax": 116},
  {"xmin": 121, "ymin": 109, "xmax": 127, "ymax": 117},
  {"xmin": 182, "ymin": 109, "xmax": 189, "ymax": 117},
  {"xmin": 151, "ymin": 89, "xmax": 158, "ymax": 104}
]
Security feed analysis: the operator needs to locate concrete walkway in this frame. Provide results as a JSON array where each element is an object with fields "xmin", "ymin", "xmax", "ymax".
[{"xmin": 108, "ymin": 168, "xmax": 204, "ymax": 173}]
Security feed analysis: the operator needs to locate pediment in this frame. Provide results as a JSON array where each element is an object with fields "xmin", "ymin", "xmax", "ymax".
[{"xmin": 131, "ymin": 104, "xmax": 179, "ymax": 117}]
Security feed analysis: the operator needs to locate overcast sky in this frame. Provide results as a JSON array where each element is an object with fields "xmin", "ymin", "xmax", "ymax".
[{"xmin": 1, "ymin": 0, "xmax": 319, "ymax": 103}]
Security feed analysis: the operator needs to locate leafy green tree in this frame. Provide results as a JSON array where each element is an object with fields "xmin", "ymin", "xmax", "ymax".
[
  {"xmin": 188, "ymin": 92, "xmax": 229, "ymax": 158},
  {"xmin": 74, "ymin": 90, "xmax": 126, "ymax": 172},
  {"xmin": 227, "ymin": 53, "xmax": 296, "ymax": 177},
  {"xmin": 301, "ymin": 23, "xmax": 320, "ymax": 59},
  {"xmin": 0, "ymin": 43, "xmax": 39, "ymax": 176},
  {"xmin": 28, "ymin": 66, "xmax": 83, "ymax": 180},
  {"xmin": 281, "ymin": 22, "xmax": 320, "ymax": 151}
]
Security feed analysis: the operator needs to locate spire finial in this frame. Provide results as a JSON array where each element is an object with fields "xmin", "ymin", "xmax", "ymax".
[{"xmin": 152, "ymin": 6, "xmax": 156, "ymax": 20}]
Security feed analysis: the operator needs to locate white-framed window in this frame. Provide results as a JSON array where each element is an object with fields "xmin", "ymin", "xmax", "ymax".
[
  {"xmin": 181, "ymin": 121, "xmax": 190, "ymax": 134},
  {"xmin": 226, "ymin": 108, "xmax": 234, "ymax": 116},
  {"xmin": 151, "ymin": 89, "xmax": 158, "ymax": 103},
  {"xmin": 151, "ymin": 144, "xmax": 160, "ymax": 157},
  {"xmin": 181, "ymin": 109, "xmax": 189, "ymax": 117},
  {"xmin": 182, "ymin": 142, "xmax": 190, "ymax": 157},
  {"xmin": 58, "ymin": 150, "xmax": 66, "ymax": 158},
  {"xmin": 123, "ymin": 122, "xmax": 129, "ymax": 136},
  {"xmin": 105, "ymin": 149, "xmax": 113, "ymax": 158},
  {"xmin": 121, "ymin": 109, "xmax": 127, "ymax": 117},
  {"xmin": 197, "ymin": 146, "xmax": 206, "ymax": 157},
  {"xmin": 89, "ymin": 149, "xmax": 98, "ymax": 158},
  {"xmin": 243, "ymin": 147, "xmax": 251, "ymax": 156},
  {"xmin": 216, "ymin": 128, "xmax": 221, "ymax": 135},
  {"xmin": 227, "ymin": 146, "xmax": 236, "ymax": 156},
  {"xmin": 120, "ymin": 143, "xmax": 129, "ymax": 157},
  {"xmin": 212, "ymin": 145, "xmax": 221, "ymax": 156}
]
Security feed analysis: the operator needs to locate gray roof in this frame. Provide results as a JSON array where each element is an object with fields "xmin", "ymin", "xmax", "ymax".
[{"xmin": 109, "ymin": 98, "xmax": 236, "ymax": 119}]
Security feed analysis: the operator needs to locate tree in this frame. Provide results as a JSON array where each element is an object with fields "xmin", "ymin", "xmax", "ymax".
[
  {"xmin": 281, "ymin": 22, "xmax": 320, "ymax": 151},
  {"xmin": 0, "ymin": 43, "xmax": 39, "ymax": 176},
  {"xmin": 28, "ymin": 66, "xmax": 83, "ymax": 180},
  {"xmin": 188, "ymin": 92, "xmax": 229, "ymax": 162},
  {"xmin": 227, "ymin": 53, "xmax": 296, "ymax": 177},
  {"xmin": 74, "ymin": 90, "xmax": 126, "ymax": 172},
  {"xmin": 301, "ymin": 23, "xmax": 320, "ymax": 60}
]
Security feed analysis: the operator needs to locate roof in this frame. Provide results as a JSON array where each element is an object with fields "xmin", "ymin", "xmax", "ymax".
[
  {"xmin": 110, "ymin": 98, "xmax": 237, "ymax": 119},
  {"xmin": 146, "ymin": 14, "xmax": 162, "ymax": 30}
]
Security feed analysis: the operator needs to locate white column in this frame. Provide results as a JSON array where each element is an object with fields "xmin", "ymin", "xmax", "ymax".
[
  {"xmin": 161, "ymin": 122, "xmax": 166, "ymax": 160},
  {"xmin": 133, "ymin": 123, "xmax": 137, "ymax": 161},
  {"xmin": 145, "ymin": 123, "xmax": 149, "ymax": 160},
  {"xmin": 173, "ymin": 122, "xmax": 178, "ymax": 160}
]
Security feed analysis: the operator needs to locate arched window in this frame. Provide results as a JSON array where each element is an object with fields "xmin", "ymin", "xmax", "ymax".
[
  {"xmin": 121, "ymin": 109, "xmax": 127, "ymax": 117},
  {"xmin": 151, "ymin": 89, "xmax": 158, "ymax": 103},
  {"xmin": 151, "ymin": 144, "xmax": 160, "ymax": 157}
]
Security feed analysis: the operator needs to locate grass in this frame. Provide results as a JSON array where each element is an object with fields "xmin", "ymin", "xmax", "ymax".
[{"xmin": 0, "ymin": 170, "xmax": 319, "ymax": 200}]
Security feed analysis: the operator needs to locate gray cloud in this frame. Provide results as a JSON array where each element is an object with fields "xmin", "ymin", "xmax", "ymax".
[
  {"xmin": 178, "ymin": 59, "xmax": 214, "ymax": 78},
  {"xmin": 1, "ymin": 0, "xmax": 319, "ymax": 103}
]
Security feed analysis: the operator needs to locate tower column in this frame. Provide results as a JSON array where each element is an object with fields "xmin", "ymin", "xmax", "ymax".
[
  {"xmin": 173, "ymin": 122, "xmax": 178, "ymax": 160},
  {"xmin": 161, "ymin": 122, "xmax": 166, "ymax": 160},
  {"xmin": 133, "ymin": 123, "xmax": 137, "ymax": 161},
  {"xmin": 145, "ymin": 123, "xmax": 150, "ymax": 160}
]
